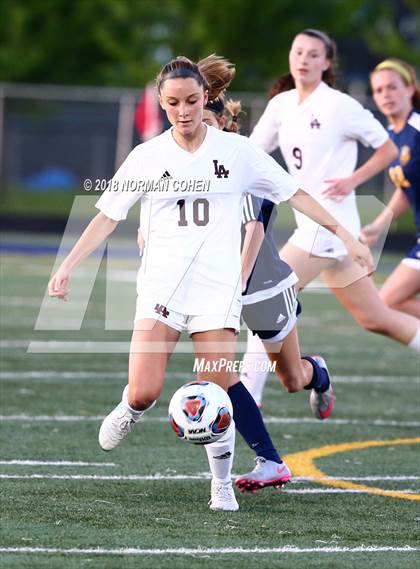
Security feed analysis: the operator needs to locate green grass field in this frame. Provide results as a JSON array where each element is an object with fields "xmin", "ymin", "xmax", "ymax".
[{"xmin": 0, "ymin": 236, "xmax": 419, "ymax": 568}]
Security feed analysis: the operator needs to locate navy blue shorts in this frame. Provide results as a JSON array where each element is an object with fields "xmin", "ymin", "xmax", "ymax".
[
  {"xmin": 406, "ymin": 234, "xmax": 420, "ymax": 261},
  {"xmin": 242, "ymin": 286, "xmax": 301, "ymax": 342}
]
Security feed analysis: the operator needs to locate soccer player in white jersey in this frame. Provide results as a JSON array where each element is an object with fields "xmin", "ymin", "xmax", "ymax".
[
  {"xmin": 363, "ymin": 59, "xmax": 420, "ymax": 318},
  {"xmin": 48, "ymin": 54, "xmax": 372, "ymax": 511},
  {"xmin": 240, "ymin": 29, "xmax": 420, "ymax": 405}
]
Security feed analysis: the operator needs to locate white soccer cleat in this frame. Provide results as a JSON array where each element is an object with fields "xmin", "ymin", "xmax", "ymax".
[
  {"xmin": 235, "ymin": 456, "xmax": 292, "ymax": 493},
  {"xmin": 209, "ymin": 480, "xmax": 239, "ymax": 511},
  {"xmin": 98, "ymin": 403, "xmax": 139, "ymax": 451}
]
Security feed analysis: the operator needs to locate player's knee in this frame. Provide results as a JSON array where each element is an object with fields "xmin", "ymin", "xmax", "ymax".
[
  {"xmin": 355, "ymin": 311, "xmax": 388, "ymax": 334},
  {"xmin": 128, "ymin": 387, "xmax": 160, "ymax": 411},
  {"xmin": 379, "ymin": 289, "xmax": 399, "ymax": 309}
]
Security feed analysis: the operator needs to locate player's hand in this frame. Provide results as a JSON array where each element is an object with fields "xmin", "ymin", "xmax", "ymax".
[
  {"xmin": 347, "ymin": 239, "xmax": 374, "ymax": 274},
  {"xmin": 48, "ymin": 267, "xmax": 71, "ymax": 301},
  {"xmin": 137, "ymin": 228, "xmax": 145, "ymax": 257},
  {"xmin": 361, "ymin": 223, "xmax": 381, "ymax": 247},
  {"xmin": 322, "ymin": 177, "xmax": 355, "ymax": 202}
]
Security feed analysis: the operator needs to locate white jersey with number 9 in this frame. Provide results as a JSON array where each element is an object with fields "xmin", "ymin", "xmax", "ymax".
[{"xmin": 250, "ymin": 81, "xmax": 389, "ymax": 256}]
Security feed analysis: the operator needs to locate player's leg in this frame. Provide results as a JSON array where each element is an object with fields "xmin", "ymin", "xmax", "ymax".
[
  {"xmin": 279, "ymin": 241, "xmax": 336, "ymax": 289},
  {"xmin": 322, "ymin": 257, "xmax": 420, "ymax": 350},
  {"xmin": 263, "ymin": 325, "xmax": 334, "ymax": 419},
  {"xmin": 240, "ymin": 286, "xmax": 299, "ymax": 405},
  {"xmin": 127, "ymin": 319, "xmax": 180, "ymax": 408},
  {"xmin": 228, "ymin": 375, "xmax": 291, "ymax": 493},
  {"xmin": 192, "ymin": 327, "xmax": 238, "ymax": 389},
  {"xmin": 239, "ymin": 242, "xmax": 332, "ymax": 403},
  {"xmin": 99, "ymin": 319, "xmax": 180, "ymax": 451},
  {"xmin": 191, "ymin": 325, "xmax": 239, "ymax": 510},
  {"xmin": 239, "ymin": 330, "xmax": 270, "ymax": 405},
  {"xmin": 379, "ymin": 262, "xmax": 420, "ymax": 318}
]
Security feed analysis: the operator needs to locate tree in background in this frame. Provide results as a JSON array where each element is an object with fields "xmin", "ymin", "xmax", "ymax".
[{"xmin": 0, "ymin": 0, "xmax": 418, "ymax": 88}]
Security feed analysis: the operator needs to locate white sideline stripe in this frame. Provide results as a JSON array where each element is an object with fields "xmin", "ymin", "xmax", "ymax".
[
  {"xmin": 0, "ymin": 415, "xmax": 104, "ymax": 421},
  {"xmin": 294, "ymin": 476, "xmax": 420, "ymax": 482},
  {"xmin": 0, "ymin": 545, "xmax": 418, "ymax": 556},
  {"xmin": 0, "ymin": 474, "xmax": 209, "ymax": 481},
  {"xmin": 0, "ymin": 467, "xmax": 417, "ymax": 482},
  {"xmin": 0, "ymin": 370, "xmax": 418, "ymax": 384},
  {"xmin": 0, "ymin": 460, "xmax": 117, "ymax": 466},
  {"xmin": 1, "ymin": 414, "xmax": 419, "ymax": 427},
  {"xmin": 1, "ymin": 340, "xmax": 411, "ymax": 355},
  {"xmin": 0, "ymin": 474, "xmax": 418, "ymax": 492},
  {"xmin": 0, "ymin": 341, "xmax": 30, "ymax": 348},
  {"xmin": 0, "ymin": 469, "xmax": 417, "ymax": 482},
  {"xmin": 286, "ymin": 489, "xmax": 419, "ymax": 494},
  {"xmin": 263, "ymin": 417, "xmax": 420, "ymax": 427}
]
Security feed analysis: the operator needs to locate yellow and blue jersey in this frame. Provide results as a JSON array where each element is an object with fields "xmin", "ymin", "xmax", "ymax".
[{"xmin": 388, "ymin": 109, "xmax": 420, "ymax": 231}]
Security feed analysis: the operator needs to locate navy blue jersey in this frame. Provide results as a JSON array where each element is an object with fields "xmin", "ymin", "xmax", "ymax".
[
  {"xmin": 241, "ymin": 194, "xmax": 296, "ymax": 303},
  {"xmin": 388, "ymin": 109, "xmax": 420, "ymax": 230}
]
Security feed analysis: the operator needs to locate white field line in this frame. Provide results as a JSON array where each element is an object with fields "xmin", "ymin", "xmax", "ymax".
[
  {"xmin": 285, "ymin": 489, "xmax": 419, "ymax": 494},
  {"xmin": 0, "ymin": 473, "xmax": 418, "ymax": 492},
  {"xmin": 0, "ymin": 460, "xmax": 420, "ymax": 484},
  {"xmin": 0, "ymin": 465, "xmax": 418, "ymax": 483},
  {"xmin": 0, "ymin": 460, "xmax": 117, "ymax": 466},
  {"xmin": 0, "ymin": 370, "xmax": 418, "ymax": 384},
  {"xmin": 0, "ymin": 466, "xmax": 417, "ymax": 483},
  {"xmin": 0, "ymin": 340, "xmax": 409, "ymax": 356},
  {"xmin": 0, "ymin": 545, "xmax": 418, "ymax": 556},
  {"xmin": 263, "ymin": 417, "xmax": 420, "ymax": 427},
  {"xmin": 1, "ymin": 414, "xmax": 419, "ymax": 428},
  {"xmin": 0, "ymin": 297, "xmax": 43, "ymax": 307}
]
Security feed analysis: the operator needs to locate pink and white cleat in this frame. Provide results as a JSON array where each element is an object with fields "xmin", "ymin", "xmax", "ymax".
[
  {"xmin": 235, "ymin": 457, "xmax": 292, "ymax": 493},
  {"xmin": 309, "ymin": 356, "xmax": 335, "ymax": 420}
]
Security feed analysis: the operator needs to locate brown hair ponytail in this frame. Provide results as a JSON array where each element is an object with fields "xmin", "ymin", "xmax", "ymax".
[
  {"xmin": 197, "ymin": 54, "xmax": 236, "ymax": 101},
  {"xmin": 156, "ymin": 54, "xmax": 235, "ymax": 103},
  {"xmin": 224, "ymin": 99, "xmax": 243, "ymax": 133}
]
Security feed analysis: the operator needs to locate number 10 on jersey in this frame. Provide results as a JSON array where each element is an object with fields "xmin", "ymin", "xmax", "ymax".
[{"xmin": 177, "ymin": 199, "xmax": 210, "ymax": 227}]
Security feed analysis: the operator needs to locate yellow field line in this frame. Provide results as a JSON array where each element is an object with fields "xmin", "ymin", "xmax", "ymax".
[{"xmin": 284, "ymin": 437, "xmax": 420, "ymax": 501}]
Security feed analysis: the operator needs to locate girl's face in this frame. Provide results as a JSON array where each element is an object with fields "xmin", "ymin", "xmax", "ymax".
[
  {"xmin": 159, "ymin": 77, "xmax": 208, "ymax": 137},
  {"xmin": 202, "ymin": 109, "xmax": 226, "ymax": 129},
  {"xmin": 289, "ymin": 33, "xmax": 330, "ymax": 87},
  {"xmin": 371, "ymin": 69, "xmax": 414, "ymax": 119}
]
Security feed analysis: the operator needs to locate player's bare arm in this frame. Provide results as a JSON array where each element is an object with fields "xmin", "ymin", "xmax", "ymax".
[
  {"xmin": 241, "ymin": 220, "xmax": 265, "ymax": 291},
  {"xmin": 323, "ymin": 139, "xmax": 398, "ymax": 200},
  {"xmin": 362, "ymin": 188, "xmax": 410, "ymax": 246},
  {"xmin": 48, "ymin": 212, "xmax": 118, "ymax": 301},
  {"xmin": 288, "ymin": 189, "xmax": 373, "ymax": 271}
]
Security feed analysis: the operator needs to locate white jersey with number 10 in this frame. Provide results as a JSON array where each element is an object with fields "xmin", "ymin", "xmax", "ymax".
[{"xmin": 96, "ymin": 125, "xmax": 298, "ymax": 315}]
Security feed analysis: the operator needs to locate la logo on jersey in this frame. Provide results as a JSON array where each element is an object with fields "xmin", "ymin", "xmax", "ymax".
[
  {"xmin": 310, "ymin": 116, "xmax": 321, "ymax": 129},
  {"xmin": 213, "ymin": 159, "xmax": 229, "ymax": 178},
  {"xmin": 154, "ymin": 303, "xmax": 170, "ymax": 318}
]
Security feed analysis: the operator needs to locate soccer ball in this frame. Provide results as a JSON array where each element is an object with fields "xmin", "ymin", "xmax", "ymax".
[{"xmin": 168, "ymin": 380, "xmax": 233, "ymax": 444}]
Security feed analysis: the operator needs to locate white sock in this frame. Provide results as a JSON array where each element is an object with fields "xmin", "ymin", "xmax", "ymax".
[
  {"xmin": 408, "ymin": 327, "xmax": 420, "ymax": 353},
  {"xmin": 204, "ymin": 421, "xmax": 235, "ymax": 484},
  {"xmin": 240, "ymin": 330, "xmax": 269, "ymax": 405},
  {"xmin": 121, "ymin": 385, "xmax": 155, "ymax": 420}
]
